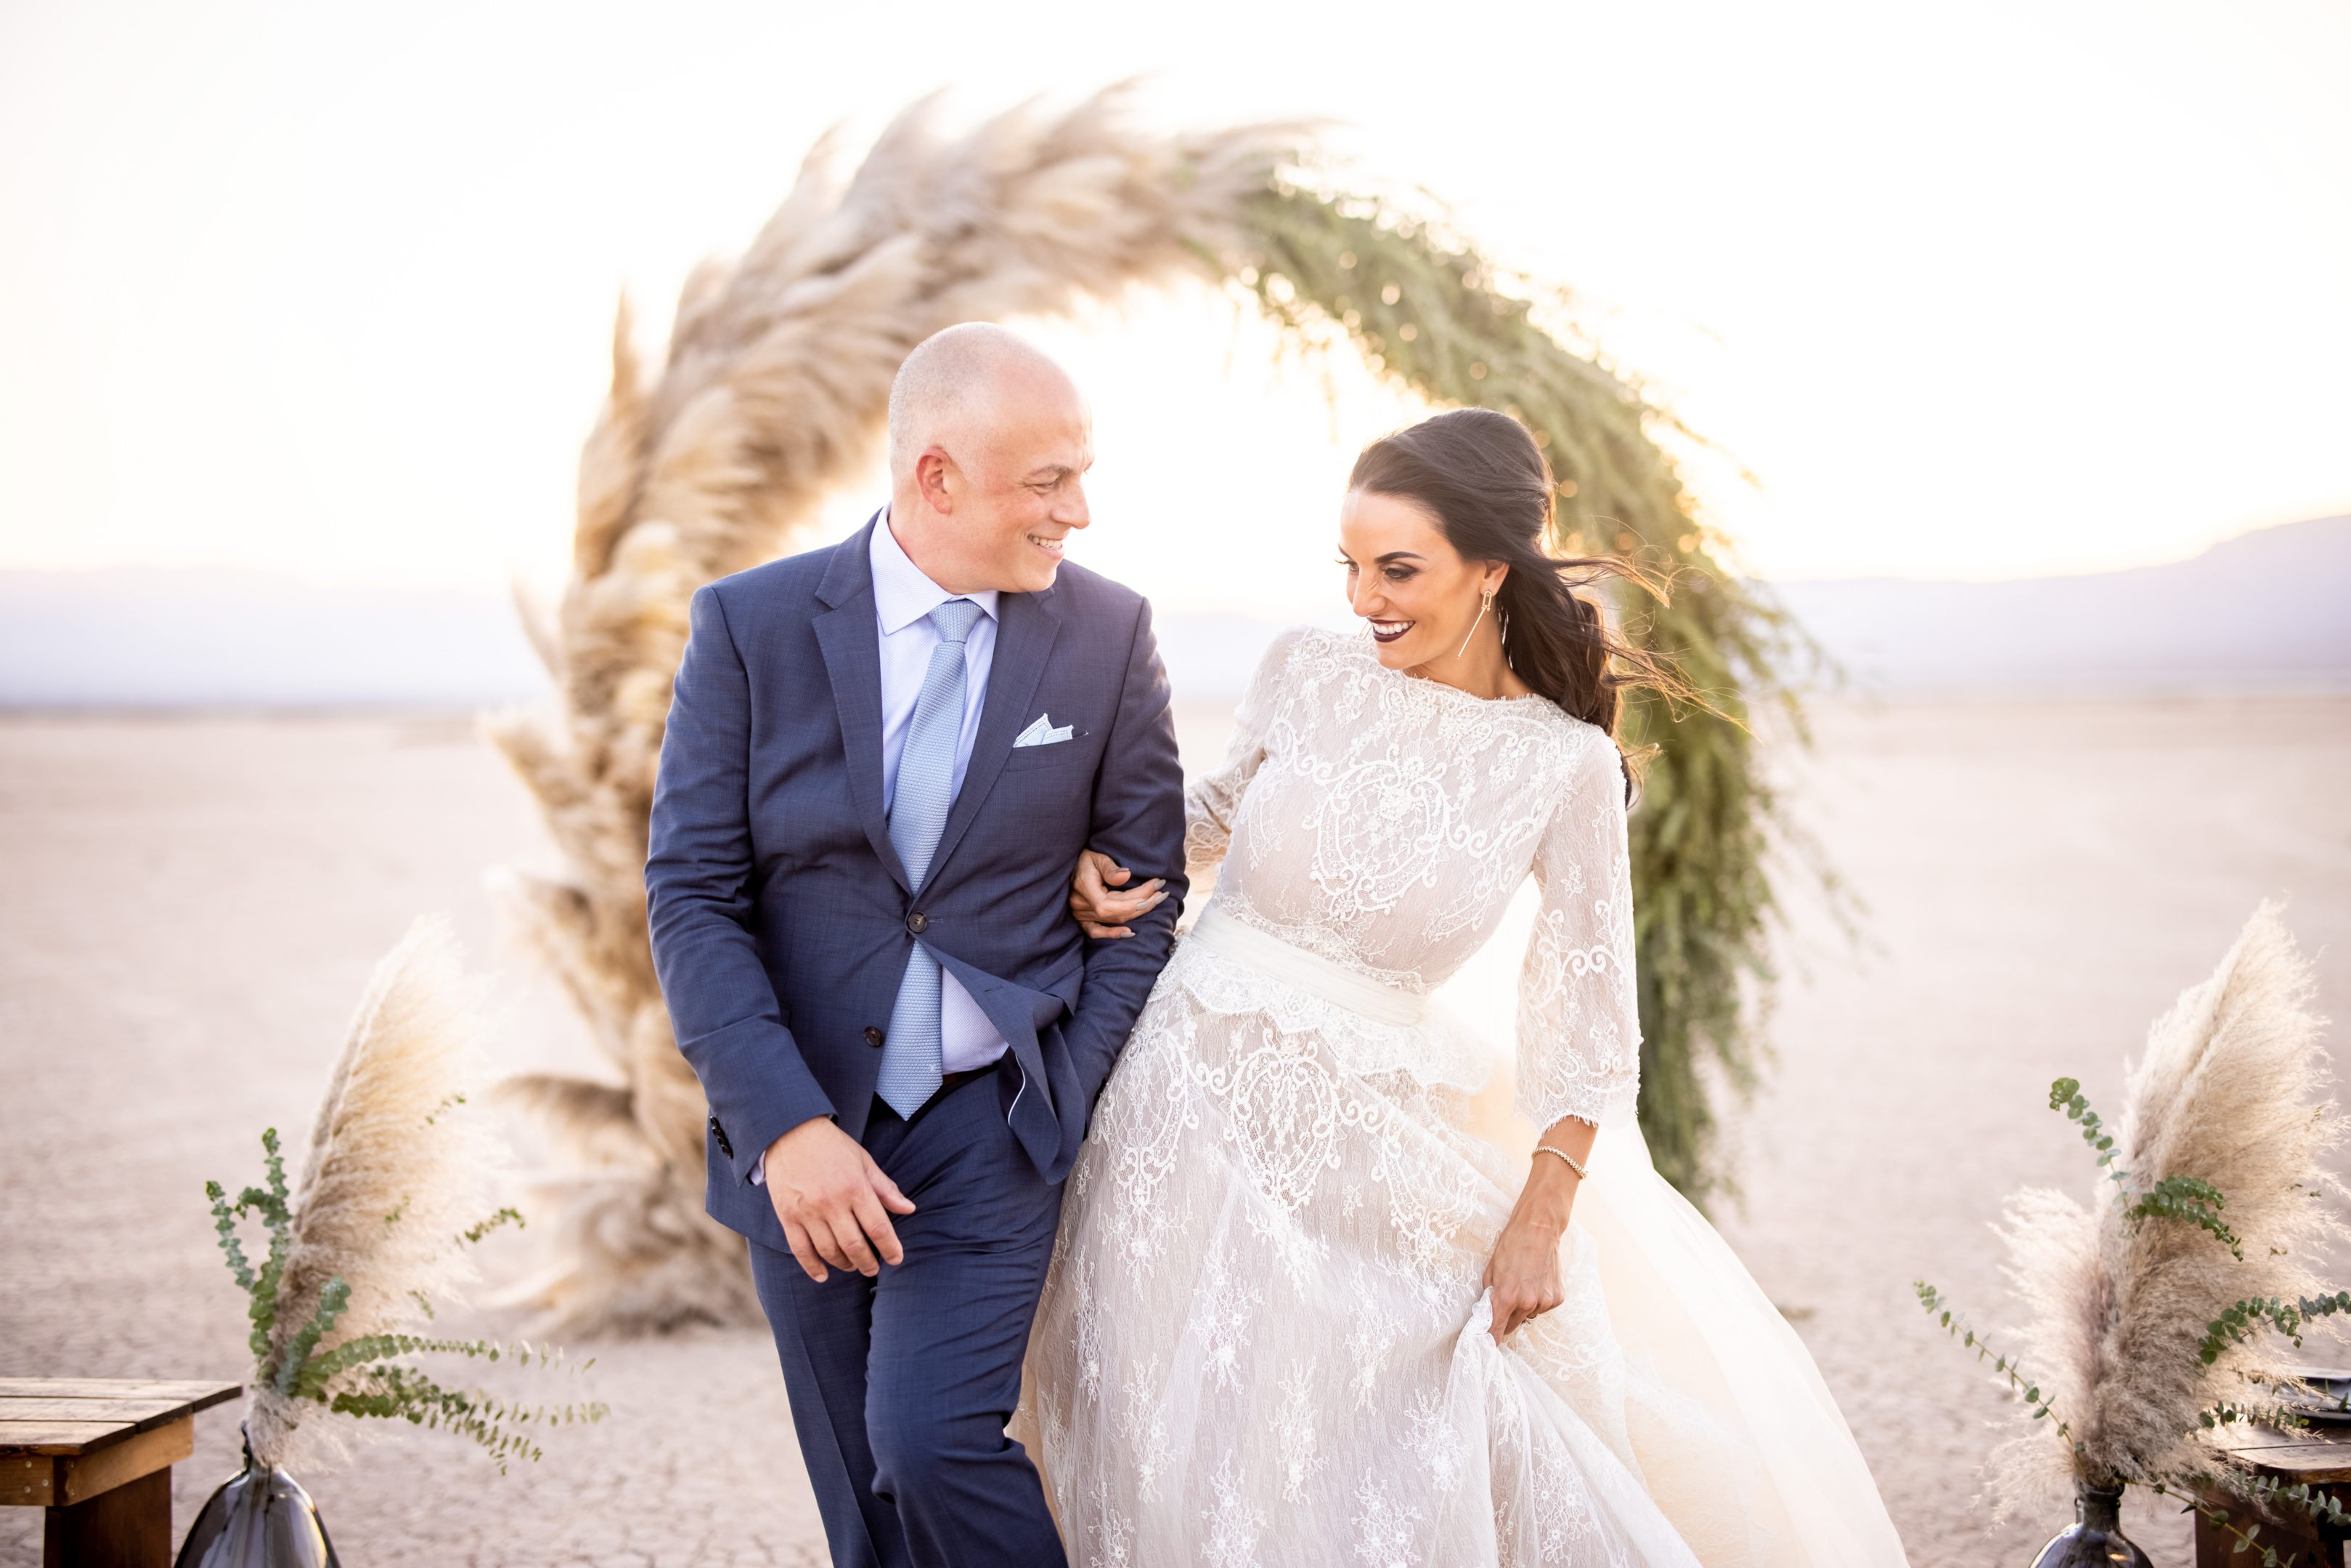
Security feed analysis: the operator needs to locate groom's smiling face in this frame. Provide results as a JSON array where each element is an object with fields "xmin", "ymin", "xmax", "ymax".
[{"xmin": 899, "ymin": 363, "xmax": 1094, "ymax": 596}]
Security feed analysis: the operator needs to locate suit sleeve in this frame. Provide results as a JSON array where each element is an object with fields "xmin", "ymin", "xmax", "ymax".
[
  {"xmin": 645, "ymin": 583, "xmax": 836, "ymax": 1185},
  {"xmin": 1057, "ymin": 597, "xmax": 1190, "ymax": 1118}
]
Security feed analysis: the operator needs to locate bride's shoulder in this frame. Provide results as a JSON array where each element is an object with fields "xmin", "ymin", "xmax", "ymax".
[
  {"xmin": 1278, "ymin": 623, "xmax": 1353, "ymax": 653},
  {"xmin": 1523, "ymin": 701, "xmax": 1618, "ymax": 769},
  {"xmin": 1247, "ymin": 624, "xmax": 1355, "ymax": 686}
]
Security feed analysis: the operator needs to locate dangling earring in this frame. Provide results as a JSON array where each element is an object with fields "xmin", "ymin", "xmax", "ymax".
[
  {"xmin": 1499, "ymin": 608, "xmax": 1512, "ymax": 670},
  {"xmin": 1456, "ymin": 584, "xmax": 1496, "ymax": 660}
]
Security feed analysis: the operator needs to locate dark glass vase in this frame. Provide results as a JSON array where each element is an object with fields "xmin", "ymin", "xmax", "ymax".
[
  {"xmin": 2032, "ymin": 1481, "xmax": 2152, "ymax": 1567},
  {"xmin": 174, "ymin": 1434, "xmax": 341, "ymax": 1568}
]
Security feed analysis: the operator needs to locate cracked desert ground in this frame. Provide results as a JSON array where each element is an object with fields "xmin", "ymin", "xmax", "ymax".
[{"xmin": 4, "ymin": 695, "xmax": 2347, "ymax": 1567}]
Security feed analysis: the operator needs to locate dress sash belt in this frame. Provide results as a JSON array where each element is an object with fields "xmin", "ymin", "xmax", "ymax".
[{"xmin": 1186, "ymin": 905, "xmax": 1428, "ymax": 1029}]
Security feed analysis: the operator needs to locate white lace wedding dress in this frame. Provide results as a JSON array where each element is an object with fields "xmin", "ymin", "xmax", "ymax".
[{"xmin": 1024, "ymin": 628, "xmax": 1908, "ymax": 1567}]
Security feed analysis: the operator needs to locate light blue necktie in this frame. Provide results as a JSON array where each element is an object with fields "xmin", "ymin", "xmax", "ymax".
[{"xmin": 876, "ymin": 598, "xmax": 983, "ymax": 1119}]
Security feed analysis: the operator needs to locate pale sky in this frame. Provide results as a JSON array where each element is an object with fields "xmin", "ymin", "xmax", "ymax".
[{"xmin": 2, "ymin": 0, "xmax": 2345, "ymax": 620}]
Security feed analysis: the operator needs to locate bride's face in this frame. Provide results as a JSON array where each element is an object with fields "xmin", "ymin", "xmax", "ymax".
[{"xmin": 1338, "ymin": 488, "xmax": 1500, "ymax": 672}]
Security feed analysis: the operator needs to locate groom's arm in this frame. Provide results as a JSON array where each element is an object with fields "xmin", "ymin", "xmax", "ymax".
[
  {"xmin": 646, "ymin": 583, "xmax": 836, "ymax": 1185},
  {"xmin": 1059, "ymin": 597, "xmax": 1189, "ymax": 1113}
]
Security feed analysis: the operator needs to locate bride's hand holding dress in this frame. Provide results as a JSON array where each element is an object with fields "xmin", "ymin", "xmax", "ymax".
[{"xmin": 1483, "ymin": 1116, "xmax": 1588, "ymax": 1343}]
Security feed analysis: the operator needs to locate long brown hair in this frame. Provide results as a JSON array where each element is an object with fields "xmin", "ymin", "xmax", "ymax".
[{"xmin": 1348, "ymin": 407, "xmax": 1692, "ymax": 792}]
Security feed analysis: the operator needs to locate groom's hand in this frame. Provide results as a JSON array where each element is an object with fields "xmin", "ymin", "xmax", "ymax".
[{"xmin": 763, "ymin": 1118, "xmax": 917, "ymax": 1283}]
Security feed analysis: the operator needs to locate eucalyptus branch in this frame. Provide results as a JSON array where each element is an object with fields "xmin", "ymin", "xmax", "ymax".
[
  {"xmin": 272, "ymin": 1277, "xmax": 351, "ymax": 1398},
  {"xmin": 459, "ymin": 1206, "xmax": 525, "ymax": 1246},
  {"xmin": 325, "ymin": 1363, "xmax": 608, "ymax": 1474},
  {"xmin": 1913, "ymin": 1282, "xmax": 2080, "ymax": 1453},
  {"xmin": 2049, "ymin": 1079, "xmax": 2244, "ymax": 1255},
  {"xmin": 212, "ymin": 1127, "xmax": 298, "ymax": 1366},
  {"xmin": 296, "ymin": 1331, "xmax": 516, "ymax": 1397},
  {"xmin": 2133, "ymin": 1175, "xmax": 2242, "ymax": 1260},
  {"xmin": 204, "ymin": 1179, "xmax": 257, "ymax": 1295},
  {"xmin": 2198, "ymin": 1399, "xmax": 2310, "ymax": 1432},
  {"xmin": 2048, "ymin": 1078, "xmax": 2127, "ymax": 1183},
  {"xmin": 2199, "ymin": 1292, "xmax": 2351, "ymax": 1367},
  {"xmin": 2151, "ymin": 1474, "xmax": 2351, "ymax": 1567}
]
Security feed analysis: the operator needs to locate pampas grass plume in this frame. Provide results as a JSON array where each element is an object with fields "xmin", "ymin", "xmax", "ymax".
[
  {"xmin": 246, "ymin": 915, "xmax": 493, "ymax": 1466},
  {"xmin": 1991, "ymin": 902, "xmax": 2337, "ymax": 1512}
]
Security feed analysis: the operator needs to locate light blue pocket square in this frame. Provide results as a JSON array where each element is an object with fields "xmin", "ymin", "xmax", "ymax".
[{"xmin": 1012, "ymin": 713, "xmax": 1075, "ymax": 748}]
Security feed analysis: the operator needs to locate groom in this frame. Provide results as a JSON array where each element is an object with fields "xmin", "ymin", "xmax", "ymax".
[{"xmin": 645, "ymin": 323, "xmax": 1186, "ymax": 1567}]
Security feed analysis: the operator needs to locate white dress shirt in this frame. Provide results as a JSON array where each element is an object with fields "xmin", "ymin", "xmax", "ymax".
[
  {"xmin": 869, "ymin": 512, "xmax": 1011, "ymax": 1074},
  {"xmin": 758, "ymin": 513, "xmax": 1013, "ymax": 1177}
]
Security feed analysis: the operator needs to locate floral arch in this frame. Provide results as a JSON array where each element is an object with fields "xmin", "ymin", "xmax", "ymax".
[{"xmin": 488, "ymin": 89, "xmax": 1801, "ymax": 1329}]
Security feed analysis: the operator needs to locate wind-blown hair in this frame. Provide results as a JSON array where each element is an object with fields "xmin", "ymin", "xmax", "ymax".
[{"xmin": 1348, "ymin": 407, "xmax": 1692, "ymax": 790}]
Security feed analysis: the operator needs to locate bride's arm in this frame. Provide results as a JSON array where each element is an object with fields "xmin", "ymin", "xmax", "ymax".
[
  {"xmin": 1485, "ymin": 732, "xmax": 1642, "ymax": 1341},
  {"xmin": 1070, "ymin": 628, "xmax": 1303, "ymax": 937},
  {"xmin": 1485, "ymin": 1113, "xmax": 1597, "ymax": 1341}
]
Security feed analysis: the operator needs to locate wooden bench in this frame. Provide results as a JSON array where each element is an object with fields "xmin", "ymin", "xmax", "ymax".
[
  {"xmin": 2199, "ymin": 1423, "xmax": 2351, "ymax": 1567},
  {"xmin": 0, "ymin": 1379, "xmax": 241, "ymax": 1567}
]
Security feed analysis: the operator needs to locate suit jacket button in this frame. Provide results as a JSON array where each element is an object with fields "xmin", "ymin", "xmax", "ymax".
[
  {"xmin": 864, "ymin": 1026, "xmax": 885, "ymax": 1049},
  {"xmin": 707, "ymin": 1115, "xmax": 733, "ymax": 1159},
  {"xmin": 906, "ymin": 912, "xmax": 929, "ymax": 934}
]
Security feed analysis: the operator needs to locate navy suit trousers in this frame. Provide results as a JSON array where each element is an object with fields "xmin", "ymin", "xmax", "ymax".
[{"xmin": 749, "ymin": 1071, "xmax": 1068, "ymax": 1568}]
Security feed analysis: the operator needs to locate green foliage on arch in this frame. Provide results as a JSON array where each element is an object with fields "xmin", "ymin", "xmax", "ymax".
[{"xmin": 1228, "ymin": 179, "xmax": 1825, "ymax": 1205}]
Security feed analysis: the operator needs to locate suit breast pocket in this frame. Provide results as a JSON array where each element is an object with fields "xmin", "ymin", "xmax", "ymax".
[{"xmin": 1002, "ymin": 738, "xmax": 1095, "ymax": 774}]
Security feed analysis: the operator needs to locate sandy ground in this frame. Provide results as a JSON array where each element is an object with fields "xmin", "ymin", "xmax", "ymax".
[{"xmin": 3, "ymin": 696, "xmax": 2347, "ymax": 1567}]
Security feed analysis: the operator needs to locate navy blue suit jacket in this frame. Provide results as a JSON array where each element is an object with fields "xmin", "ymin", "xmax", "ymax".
[{"xmin": 645, "ymin": 518, "xmax": 1189, "ymax": 1247}]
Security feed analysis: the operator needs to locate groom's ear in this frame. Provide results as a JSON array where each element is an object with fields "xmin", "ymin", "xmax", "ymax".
[{"xmin": 913, "ymin": 447, "xmax": 961, "ymax": 517}]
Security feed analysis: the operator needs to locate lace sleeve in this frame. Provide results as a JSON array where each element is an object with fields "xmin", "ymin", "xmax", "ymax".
[
  {"xmin": 1182, "ymin": 626, "xmax": 1303, "ymax": 875},
  {"xmin": 1515, "ymin": 727, "xmax": 1642, "ymax": 1132}
]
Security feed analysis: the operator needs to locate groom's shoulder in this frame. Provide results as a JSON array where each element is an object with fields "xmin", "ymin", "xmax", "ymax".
[
  {"xmin": 702, "ymin": 536, "xmax": 852, "ymax": 616},
  {"xmin": 1041, "ymin": 559, "xmax": 1148, "ymax": 629}
]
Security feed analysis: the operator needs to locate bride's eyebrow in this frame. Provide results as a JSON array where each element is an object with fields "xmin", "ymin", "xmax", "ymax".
[{"xmin": 1374, "ymin": 551, "xmax": 1426, "ymax": 564}]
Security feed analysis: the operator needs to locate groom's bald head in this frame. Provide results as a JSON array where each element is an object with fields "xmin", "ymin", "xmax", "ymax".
[
  {"xmin": 887, "ymin": 323, "xmax": 1093, "ymax": 595},
  {"xmin": 887, "ymin": 323, "xmax": 1081, "ymax": 485}
]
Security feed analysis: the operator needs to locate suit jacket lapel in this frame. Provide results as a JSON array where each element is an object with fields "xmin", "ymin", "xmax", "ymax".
[
  {"xmin": 813, "ymin": 518, "xmax": 911, "ymax": 894},
  {"xmin": 928, "ymin": 585, "xmax": 1062, "ymax": 884}
]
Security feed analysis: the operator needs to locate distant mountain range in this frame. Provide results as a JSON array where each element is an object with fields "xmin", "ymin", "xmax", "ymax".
[
  {"xmin": 0, "ymin": 568, "xmax": 551, "ymax": 708},
  {"xmin": 4, "ymin": 515, "xmax": 2344, "ymax": 708},
  {"xmin": 1769, "ymin": 513, "xmax": 2351, "ymax": 696}
]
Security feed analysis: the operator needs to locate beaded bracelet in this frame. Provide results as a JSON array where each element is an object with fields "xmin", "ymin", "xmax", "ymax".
[{"xmin": 1533, "ymin": 1143, "xmax": 1589, "ymax": 1179}]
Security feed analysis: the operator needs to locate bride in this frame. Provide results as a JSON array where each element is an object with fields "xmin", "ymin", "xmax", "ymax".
[{"xmin": 1025, "ymin": 409, "xmax": 1908, "ymax": 1565}]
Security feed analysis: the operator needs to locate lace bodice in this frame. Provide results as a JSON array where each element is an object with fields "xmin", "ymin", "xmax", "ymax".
[{"xmin": 1183, "ymin": 628, "xmax": 1642, "ymax": 1132}]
